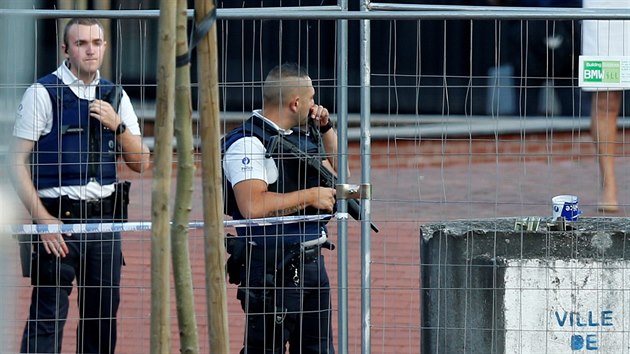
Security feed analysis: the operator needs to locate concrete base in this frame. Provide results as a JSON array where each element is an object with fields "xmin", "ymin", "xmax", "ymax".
[{"xmin": 420, "ymin": 217, "xmax": 630, "ymax": 354}]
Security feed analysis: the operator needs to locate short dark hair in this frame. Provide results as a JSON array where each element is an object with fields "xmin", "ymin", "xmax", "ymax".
[
  {"xmin": 263, "ymin": 63, "xmax": 310, "ymax": 105},
  {"xmin": 63, "ymin": 18, "xmax": 104, "ymax": 48}
]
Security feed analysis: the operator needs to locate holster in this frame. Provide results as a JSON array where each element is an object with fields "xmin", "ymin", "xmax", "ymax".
[
  {"xmin": 225, "ymin": 236, "xmax": 305, "ymax": 286},
  {"xmin": 17, "ymin": 234, "xmax": 34, "ymax": 277},
  {"xmin": 225, "ymin": 233, "xmax": 246, "ymax": 285}
]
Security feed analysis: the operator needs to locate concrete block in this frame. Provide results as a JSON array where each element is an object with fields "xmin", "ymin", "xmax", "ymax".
[{"xmin": 420, "ymin": 217, "xmax": 630, "ymax": 354}]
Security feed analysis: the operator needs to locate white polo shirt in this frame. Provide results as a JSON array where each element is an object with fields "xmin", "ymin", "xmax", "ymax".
[
  {"xmin": 13, "ymin": 62, "xmax": 142, "ymax": 200},
  {"xmin": 223, "ymin": 110, "xmax": 294, "ymax": 188}
]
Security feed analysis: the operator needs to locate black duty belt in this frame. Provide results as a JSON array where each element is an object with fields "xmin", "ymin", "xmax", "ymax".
[
  {"xmin": 248, "ymin": 239, "xmax": 335, "ymax": 270},
  {"xmin": 40, "ymin": 182, "xmax": 130, "ymax": 222},
  {"xmin": 225, "ymin": 233, "xmax": 336, "ymax": 285}
]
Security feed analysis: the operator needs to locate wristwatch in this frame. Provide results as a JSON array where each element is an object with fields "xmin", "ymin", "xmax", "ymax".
[
  {"xmin": 115, "ymin": 122, "xmax": 127, "ymax": 135},
  {"xmin": 320, "ymin": 120, "xmax": 333, "ymax": 134}
]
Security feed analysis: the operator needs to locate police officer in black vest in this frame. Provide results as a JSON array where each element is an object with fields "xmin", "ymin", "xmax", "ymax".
[
  {"xmin": 10, "ymin": 18, "xmax": 150, "ymax": 353},
  {"xmin": 222, "ymin": 63, "xmax": 338, "ymax": 353}
]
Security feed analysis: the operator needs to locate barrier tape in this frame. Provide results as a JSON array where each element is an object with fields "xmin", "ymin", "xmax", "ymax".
[{"xmin": 4, "ymin": 214, "xmax": 333, "ymax": 235}]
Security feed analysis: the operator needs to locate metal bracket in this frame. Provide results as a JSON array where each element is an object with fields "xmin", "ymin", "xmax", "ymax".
[{"xmin": 336, "ymin": 183, "xmax": 372, "ymax": 200}]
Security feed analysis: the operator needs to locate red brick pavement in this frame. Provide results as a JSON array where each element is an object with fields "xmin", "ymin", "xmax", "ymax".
[{"xmin": 6, "ymin": 131, "xmax": 630, "ymax": 353}]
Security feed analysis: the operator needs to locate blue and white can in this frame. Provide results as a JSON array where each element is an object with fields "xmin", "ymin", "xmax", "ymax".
[{"xmin": 552, "ymin": 195, "xmax": 582, "ymax": 221}]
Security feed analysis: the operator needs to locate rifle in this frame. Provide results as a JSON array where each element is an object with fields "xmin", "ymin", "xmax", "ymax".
[{"xmin": 266, "ymin": 128, "xmax": 380, "ymax": 233}]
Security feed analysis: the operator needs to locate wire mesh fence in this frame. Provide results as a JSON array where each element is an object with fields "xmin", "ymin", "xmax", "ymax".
[{"xmin": 0, "ymin": 1, "xmax": 629, "ymax": 353}]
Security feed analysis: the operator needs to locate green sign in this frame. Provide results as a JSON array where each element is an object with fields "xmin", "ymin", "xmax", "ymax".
[{"xmin": 583, "ymin": 60, "xmax": 621, "ymax": 84}]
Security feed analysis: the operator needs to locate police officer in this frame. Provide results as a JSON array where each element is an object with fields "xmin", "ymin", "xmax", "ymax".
[
  {"xmin": 222, "ymin": 63, "xmax": 337, "ymax": 354},
  {"xmin": 10, "ymin": 18, "xmax": 150, "ymax": 353}
]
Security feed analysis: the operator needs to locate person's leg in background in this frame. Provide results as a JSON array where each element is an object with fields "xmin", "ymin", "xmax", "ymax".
[
  {"xmin": 591, "ymin": 90, "xmax": 623, "ymax": 212},
  {"xmin": 582, "ymin": 0, "xmax": 630, "ymax": 212}
]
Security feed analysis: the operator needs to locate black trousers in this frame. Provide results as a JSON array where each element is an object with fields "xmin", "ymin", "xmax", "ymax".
[
  {"xmin": 238, "ymin": 254, "xmax": 335, "ymax": 354},
  {"xmin": 20, "ymin": 219, "xmax": 122, "ymax": 354}
]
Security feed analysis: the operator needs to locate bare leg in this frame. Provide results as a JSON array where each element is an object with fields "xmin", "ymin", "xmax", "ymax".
[{"xmin": 590, "ymin": 91, "xmax": 622, "ymax": 212}]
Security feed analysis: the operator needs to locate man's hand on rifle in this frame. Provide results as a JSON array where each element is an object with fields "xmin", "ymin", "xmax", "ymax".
[{"xmin": 309, "ymin": 187, "xmax": 336, "ymax": 212}]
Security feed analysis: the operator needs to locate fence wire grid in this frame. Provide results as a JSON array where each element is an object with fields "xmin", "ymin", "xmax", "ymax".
[{"xmin": 0, "ymin": 1, "xmax": 629, "ymax": 353}]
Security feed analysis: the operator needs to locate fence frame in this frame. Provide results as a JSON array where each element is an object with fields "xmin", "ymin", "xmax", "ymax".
[{"xmin": 2, "ymin": 3, "xmax": 630, "ymax": 353}]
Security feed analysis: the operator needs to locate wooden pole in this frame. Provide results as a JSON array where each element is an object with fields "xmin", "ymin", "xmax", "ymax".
[
  {"xmin": 171, "ymin": 0, "xmax": 200, "ymax": 352},
  {"xmin": 194, "ymin": 0, "xmax": 230, "ymax": 352},
  {"xmin": 150, "ymin": 0, "xmax": 176, "ymax": 353}
]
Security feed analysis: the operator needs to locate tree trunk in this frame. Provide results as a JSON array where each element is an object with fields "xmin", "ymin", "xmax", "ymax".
[
  {"xmin": 171, "ymin": 0, "xmax": 200, "ymax": 352},
  {"xmin": 150, "ymin": 0, "xmax": 176, "ymax": 353},
  {"xmin": 194, "ymin": 0, "xmax": 230, "ymax": 352}
]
